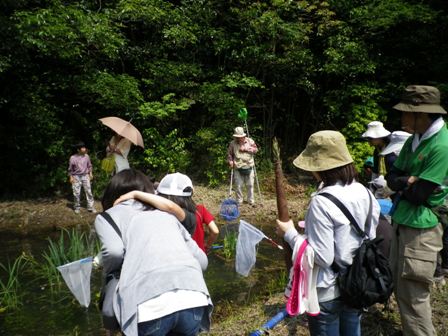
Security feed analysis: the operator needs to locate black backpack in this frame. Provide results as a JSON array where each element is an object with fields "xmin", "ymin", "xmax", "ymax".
[{"xmin": 320, "ymin": 192, "xmax": 394, "ymax": 309}]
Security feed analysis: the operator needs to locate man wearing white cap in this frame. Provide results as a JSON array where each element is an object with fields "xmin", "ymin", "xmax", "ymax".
[
  {"xmin": 386, "ymin": 85, "xmax": 448, "ymax": 336},
  {"xmin": 227, "ymin": 127, "xmax": 258, "ymax": 205}
]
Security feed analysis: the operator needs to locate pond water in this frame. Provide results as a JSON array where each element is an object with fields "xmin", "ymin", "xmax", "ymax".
[{"xmin": 0, "ymin": 221, "xmax": 285, "ymax": 335}]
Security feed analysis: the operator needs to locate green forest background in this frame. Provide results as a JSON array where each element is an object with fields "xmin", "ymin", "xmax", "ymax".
[{"xmin": 1, "ymin": 0, "xmax": 447, "ymax": 197}]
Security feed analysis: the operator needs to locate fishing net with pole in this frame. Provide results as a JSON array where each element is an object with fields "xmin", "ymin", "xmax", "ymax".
[{"xmin": 219, "ymin": 168, "xmax": 240, "ymax": 222}]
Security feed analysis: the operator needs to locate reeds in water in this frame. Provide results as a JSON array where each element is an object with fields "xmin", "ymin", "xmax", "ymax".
[
  {"xmin": 40, "ymin": 228, "xmax": 95, "ymax": 288},
  {"xmin": 0, "ymin": 253, "xmax": 28, "ymax": 311}
]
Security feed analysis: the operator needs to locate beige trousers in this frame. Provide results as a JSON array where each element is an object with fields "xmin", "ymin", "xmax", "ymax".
[
  {"xmin": 234, "ymin": 168, "xmax": 255, "ymax": 204},
  {"xmin": 390, "ymin": 222, "xmax": 443, "ymax": 336}
]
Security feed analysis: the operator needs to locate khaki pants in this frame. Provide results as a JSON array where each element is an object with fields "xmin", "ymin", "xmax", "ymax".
[
  {"xmin": 234, "ymin": 168, "xmax": 255, "ymax": 204},
  {"xmin": 390, "ymin": 222, "xmax": 443, "ymax": 336}
]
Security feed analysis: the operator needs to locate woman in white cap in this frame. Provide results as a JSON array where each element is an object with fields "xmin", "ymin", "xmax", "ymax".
[
  {"xmin": 95, "ymin": 169, "xmax": 212, "ymax": 336},
  {"xmin": 276, "ymin": 130, "xmax": 380, "ymax": 336},
  {"xmin": 118, "ymin": 172, "xmax": 220, "ymax": 252}
]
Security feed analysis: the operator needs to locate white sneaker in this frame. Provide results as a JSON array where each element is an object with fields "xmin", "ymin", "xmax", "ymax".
[
  {"xmin": 74, "ymin": 209, "xmax": 80, "ymax": 214},
  {"xmin": 88, "ymin": 208, "xmax": 97, "ymax": 214}
]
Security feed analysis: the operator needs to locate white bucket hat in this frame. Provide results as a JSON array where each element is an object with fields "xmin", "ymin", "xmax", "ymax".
[
  {"xmin": 293, "ymin": 130, "xmax": 353, "ymax": 172},
  {"xmin": 233, "ymin": 127, "xmax": 246, "ymax": 138},
  {"xmin": 157, "ymin": 172, "xmax": 193, "ymax": 196},
  {"xmin": 362, "ymin": 121, "xmax": 391, "ymax": 139},
  {"xmin": 380, "ymin": 131, "xmax": 412, "ymax": 156}
]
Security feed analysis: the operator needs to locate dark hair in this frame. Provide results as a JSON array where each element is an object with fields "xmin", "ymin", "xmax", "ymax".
[
  {"xmin": 158, "ymin": 189, "xmax": 196, "ymax": 213},
  {"xmin": 101, "ymin": 169, "xmax": 154, "ymax": 210},
  {"xmin": 73, "ymin": 141, "xmax": 86, "ymax": 150},
  {"xmin": 319, "ymin": 163, "xmax": 358, "ymax": 187}
]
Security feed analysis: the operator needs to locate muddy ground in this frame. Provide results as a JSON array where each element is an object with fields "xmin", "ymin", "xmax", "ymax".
[{"xmin": 0, "ymin": 174, "xmax": 309, "ymax": 236}]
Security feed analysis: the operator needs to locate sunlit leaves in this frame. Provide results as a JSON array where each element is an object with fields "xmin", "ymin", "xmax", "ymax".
[
  {"xmin": 78, "ymin": 71, "xmax": 143, "ymax": 113},
  {"xmin": 142, "ymin": 128, "xmax": 190, "ymax": 173},
  {"xmin": 139, "ymin": 93, "xmax": 194, "ymax": 120}
]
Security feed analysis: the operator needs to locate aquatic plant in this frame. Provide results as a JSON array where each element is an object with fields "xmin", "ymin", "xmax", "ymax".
[
  {"xmin": 222, "ymin": 231, "xmax": 238, "ymax": 260},
  {"xmin": 0, "ymin": 254, "xmax": 28, "ymax": 311},
  {"xmin": 39, "ymin": 228, "xmax": 96, "ymax": 288},
  {"xmin": 265, "ymin": 269, "xmax": 288, "ymax": 296}
]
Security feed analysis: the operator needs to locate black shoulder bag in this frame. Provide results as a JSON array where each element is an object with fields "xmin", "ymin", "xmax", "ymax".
[{"xmin": 319, "ymin": 191, "xmax": 393, "ymax": 309}]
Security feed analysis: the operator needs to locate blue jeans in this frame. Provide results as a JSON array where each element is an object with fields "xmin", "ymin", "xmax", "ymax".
[
  {"xmin": 138, "ymin": 306, "xmax": 205, "ymax": 336},
  {"xmin": 308, "ymin": 298, "xmax": 361, "ymax": 336}
]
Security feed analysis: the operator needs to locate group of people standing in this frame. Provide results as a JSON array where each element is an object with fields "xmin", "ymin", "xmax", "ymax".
[
  {"xmin": 277, "ymin": 85, "xmax": 448, "ymax": 336},
  {"xmin": 67, "ymin": 84, "xmax": 447, "ymax": 336}
]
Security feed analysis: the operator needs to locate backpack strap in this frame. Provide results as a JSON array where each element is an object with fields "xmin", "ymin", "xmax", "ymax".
[
  {"xmin": 100, "ymin": 212, "xmax": 122, "ymax": 239},
  {"xmin": 319, "ymin": 192, "xmax": 368, "ymax": 239},
  {"xmin": 319, "ymin": 189, "xmax": 373, "ymax": 273},
  {"xmin": 99, "ymin": 212, "xmax": 123, "ymax": 280}
]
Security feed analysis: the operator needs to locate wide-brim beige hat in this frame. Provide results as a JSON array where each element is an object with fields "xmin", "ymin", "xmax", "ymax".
[
  {"xmin": 233, "ymin": 126, "xmax": 246, "ymax": 137},
  {"xmin": 393, "ymin": 85, "xmax": 447, "ymax": 114},
  {"xmin": 293, "ymin": 130, "xmax": 353, "ymax": 172}
]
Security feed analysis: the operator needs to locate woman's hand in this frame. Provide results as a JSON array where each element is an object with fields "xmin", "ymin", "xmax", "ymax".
[
  {"xmin": 276, "ymin": 219, "xmax": 294, "ymax": 237},
  {"xmin": 114, "ymin": 191, "xmax": 137, "ymax": 206}
]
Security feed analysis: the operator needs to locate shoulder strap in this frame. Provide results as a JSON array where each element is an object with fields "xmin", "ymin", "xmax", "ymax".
[
  {"xmin": 100, "ymin": 212, "xmax": 122, "ymax": 239},
  {"xmin": 319, "ymin": 192, "xmax": 367, "ymax": 239}
]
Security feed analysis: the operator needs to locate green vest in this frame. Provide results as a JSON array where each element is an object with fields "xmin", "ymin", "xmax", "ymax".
[{"xmin": 392, "ymin": 125, "xmax": 448, "ymax": 229}]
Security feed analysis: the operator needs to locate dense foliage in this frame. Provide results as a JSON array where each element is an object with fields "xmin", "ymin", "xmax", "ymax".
[{"xmin": 1, "ymin": 0, "xmax": 447, "ymax": 197}]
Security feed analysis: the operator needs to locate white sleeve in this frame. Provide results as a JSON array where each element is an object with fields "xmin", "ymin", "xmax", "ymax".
[{"xmin": 305, "ymin": 197, "xmax": 337, "ymax": 268}]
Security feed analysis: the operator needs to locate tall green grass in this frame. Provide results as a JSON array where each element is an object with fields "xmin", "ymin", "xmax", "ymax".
[
  {"xmin": 0, "ymin": 254, "xmax": 28, "ymax": 311},
  {"xmin": 39, "ymin": 228, "xmax": 96, "ymax": 288},
  {"xmin": 222, "ymin": 231, "xmax": 238, "ymax": 260}
]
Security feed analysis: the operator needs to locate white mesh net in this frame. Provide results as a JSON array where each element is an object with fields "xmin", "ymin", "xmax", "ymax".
[
  {"xmin": 235, "ymin": 220, "xmax": 266, "ymax": 276},
  {"xmin": 57, "ymin": 257, "xmax": 93, "ymax": 308}
]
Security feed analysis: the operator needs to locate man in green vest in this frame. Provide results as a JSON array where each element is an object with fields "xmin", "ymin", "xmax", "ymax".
[{"xmin": 387, "ymin": 85, "xmax": 448, "ymax": 336}]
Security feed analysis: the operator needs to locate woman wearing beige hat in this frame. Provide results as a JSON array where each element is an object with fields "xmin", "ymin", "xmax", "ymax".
[{"xmin": 276, "ymin": 130, "xmax": 380, "ymax": 336}]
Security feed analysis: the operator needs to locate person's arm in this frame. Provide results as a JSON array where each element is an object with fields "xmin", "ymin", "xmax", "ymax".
[
  {"xmin": 86, "ymin": 155, "xmax": 93, "ymax": 179},
  {"xmin": 68, "ymin": 156, "xmax": 75, "ymax": 184},
  {"xmin": 198, "ymin": 205, "xmax": 219, "ymax": 250},
  {"xmin": 114, "ymin": 191, "xmax": 185, "ymax": 221},
  {"xmin": 94, "ymin": 214, "xmax": 125, "ymax": 275},
  {"xmin": 242, "ymin": 138, "xmax": 258, "ymax": 154},
  {"xmin": 386, "ymin": 165, "xmax": 409, "ymax": 191},
  {"xmin": 116, "ymin": 138, "xmax": 132, "ymax": 158},
  {"xmin": 276, "ymin": 218, "xmax": 300, "ymax": 249},
  {"xmin": 205, "ymin": 220, "xmax": 219, "ymax": 250},
  {"xmin": 402, "ymin": 177, "xmax": 439, "ymax": 205}
]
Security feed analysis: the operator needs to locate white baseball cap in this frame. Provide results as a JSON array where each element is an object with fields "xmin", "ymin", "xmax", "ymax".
[
  {"xmin": 157, "ymin": 172, "xmax": 194, "ymax": 197},
  {"xmin": 362, "ymin": 121, "xmax": 391, "ymax": 139}
]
